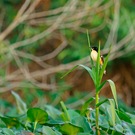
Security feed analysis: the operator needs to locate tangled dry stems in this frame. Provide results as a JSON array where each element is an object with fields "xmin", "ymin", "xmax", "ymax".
[{"xmin": 0, "ymin": 0, "xmax": 135, "ymax": 92}]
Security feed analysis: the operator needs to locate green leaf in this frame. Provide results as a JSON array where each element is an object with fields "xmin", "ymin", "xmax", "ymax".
[
  {"xmin": 117, "ymin": 111, "xmax": 132, "ymax": 123},
  {"xmin": 45, "ymin": 105, "xmax": 61, "ymax": 120},
  {"xmin": 99, "ymin": 46, "xmax": 111, "ymax": 83},
  {"xmin": 81, "ymin": 97, "xmax": 94, "ymax": 115},
  {"xmin": 108, "ymin": 99, "xmax": 116, "ymax": 126},
  {"xmin": 61, "ymin": 64, "xmax": 96, "ymax": 85},
  {"xmin": 114, "ymin": 124, "xmax": 124, "ymax": 133},
  {"xmin": 97, "ymin": 80, "xmax": 106, "ymax": 93},
  {"xmin": 107, "ymin": 80, "xmax": 118, "ymax": 109},
  {"xmin": 96, "ymin": 98, "xmax": 108, "ymax": 107},
  {"xmin": 79, "ymin": 64, "xmax": 96, "ymax": 85},
  {"xmin": 77, "ymin": 133, "xmax": 92, "ymax": 135},
  {"xmin": 100, "ymin": 102, "xmax": 121, "ymax": 126},
  {"xmin": 61, "ymin": 65, "xmax": 78, "ymax": 79},
  {"xmin": 99, "ymin": 115, "xmax": 109, "ymax": 129},
  {"xmin": 87, "ymin": 30, "xmax": 91, "ymax": 49},
  {"xmin": 27, "ymin": 108, "xmax": 48, "ymax": 124},
  {"xmin": 115, "ymin": 111, "xmax": 121, "ymax": 124},
  {"xmin": 95, "ymin": 44, "xmax": 101, "ymax": 88},
  {"xmin": 2, "ymin": 128, "xmax": 15, "ymax": 135},
  {"xmin": 60, "ymin": 123, "xmax": 83, "ymax": 135},
  {"xmin": 126, "ymin": 113, "xmax": 135, "ymax": 124},
  {"xmin": 60, "ymin": 101, "xmax": 70, "ymax": 122},
  {"xmin": 123, "ymin": 122, "xmax": 135, "ymax": 134},
  {"xmin": 99, "ymin": 130, "xmax": 108, "ymax": 135},
  {"xmin": 95, "ymin": 79, "xmax": 118, "ymax": 108},
  {"xmin": 0, "ymin": 117, "xmax": 20, "ymax": 128},
  {"xmin": 42, "ymin": 126, "xmax": 61, "ymax": 135},
  {"xmin": 11, "ymin": 91, "xmax": 27, "ymax": 114},
  {"xmin": 68, "ymin": 109, "xmax": 80, "ymax": 119},
  {"xmin": 87, "ymin": 30, "xmax": 94, "ymax": 66},
  {"xmin": 71, "ymin": 116, "xmax": 92, "ymax": 132}
]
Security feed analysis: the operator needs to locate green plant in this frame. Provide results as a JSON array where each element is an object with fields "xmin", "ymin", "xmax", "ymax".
[
  {"xmin": 61, "ymin": 31, "xmax": 118, "ymax": 134},
  {"xmin": 0, "ymin": 90, "xmax": 135, "ymax": 135},
  {"xmin": 87, "ymin": 32, "xmax": 118, "ymax": 135}
]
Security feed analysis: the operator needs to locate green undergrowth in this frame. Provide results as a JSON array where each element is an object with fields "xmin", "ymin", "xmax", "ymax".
[{"xmin": 0, "ymin": 91, "xmax": 135, "ymax": 135}]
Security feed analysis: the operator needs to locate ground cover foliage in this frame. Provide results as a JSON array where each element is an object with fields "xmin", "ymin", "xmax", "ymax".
[
  {"xmin": 0, "ymin": 90, "xmax": 135, "ymax": 135},
  {"xmin": 0, "ymin": 0, "xmax": 135, "ymax": 93},
  {"xmin": 0, "ymin": 83, "xmax": 135, "ymax": 135}
]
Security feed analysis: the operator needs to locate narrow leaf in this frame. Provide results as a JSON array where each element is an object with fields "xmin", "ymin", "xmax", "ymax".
[
  {"xmin": 95, "ymin": 44, "xmax": 100, "ymax": 88},
  {"xmin": 87, "ymin": 30, "xmax": 94, "ymax": 66},
  {"xmin": 81, "ymin": 97, "xmax": 95, "ymax": 115},
  {"xmin": 45, "ymin": 105, "xmax": 61, "ymax": 120},
  {"xmin": 99, "ymin": 46, "xmax": 111, "ymax": 83},
  {"xmin": 97, "ymin": 80, "xmax": 107, "ymax": 93},
  {"xmin": 61, "ymin": 65, "xmax": 78, "ymax": 79},
  {"xmin": 109, "ymin": 99, "xmax": 116, "ymax": 126},
  {"xmin": 87, "ymin": 30, "xmax": 91, "ymax": 49},
  {"xmin": 11, "ymin": 91, "xmax": 27, "ymax": 114},
  {"xmin": 79, "ymin": 64, "xmax": 96, "ymax": 84},
  {"xmin": 61, "ymin": 64, "xmax": 96, "ymax": 85},
  {"xmin": 60, "ymin": 101, "xmax": 70, "ymax": 122},
  {"xmin": 116, "ymin": 110, "xmax": 132, "ymax": 123},
  {"xmin": 107, "ymin": 80, "xmax": 118, "ymax": 109},
  {"xmin": 96, "ymin": 99, "xmax": 108, "ymax": 107}
]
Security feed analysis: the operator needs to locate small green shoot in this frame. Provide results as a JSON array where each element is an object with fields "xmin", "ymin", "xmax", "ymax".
[
  {"xmin": 60, "ymin": 101, "xmax": 70, "ymax": 122},
  {"xmin": 11, "ymin": 91, "xmax": 27, "ymax": 114}
]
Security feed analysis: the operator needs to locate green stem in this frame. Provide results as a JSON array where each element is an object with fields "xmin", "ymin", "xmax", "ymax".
[
  {"xmin": 60, "ymin": 101, "xmax": 70, "ymax": 121},
  {"xmin": 95, "ymin": 93, "xmax": 99, "ymax": 135},
  {"xmin": 33, "ymin": 121, "xmax": 37, "ymax": 132}
]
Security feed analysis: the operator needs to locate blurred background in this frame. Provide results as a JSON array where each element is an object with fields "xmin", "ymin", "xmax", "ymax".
[{"xmin": 0, "ymin": 0, "xmax": 135, "ymax": 113}]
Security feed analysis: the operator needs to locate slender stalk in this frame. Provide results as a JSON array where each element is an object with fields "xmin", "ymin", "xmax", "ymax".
[
  {"xmin": 87, "ymin": 30, "xmax": 94, "ymax": 66},
  {"xmin": 60, "ymin": 101, "xmax": 70, "ymax": 121},
  {"xmin": 95, "ymin": 92, "xmax": 99, "ymax": 135},
  {"xmin": 33, "ymin": 121, "xmax": 37, "ymax": 132}
]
